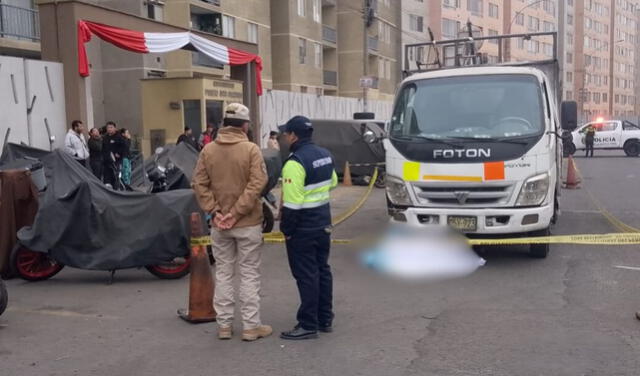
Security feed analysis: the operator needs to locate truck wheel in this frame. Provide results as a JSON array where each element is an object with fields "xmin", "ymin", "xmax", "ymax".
[
  {"xmin": 623, "ymin": 140, "xmax": 640, "ymax": 157},
  {"xmin": 529, "ymin": 228, "xmax": 550, "ymax": 259},
  {"xmin": 564, "ymin": 142, "xmax": 576, "ymax": 157}
]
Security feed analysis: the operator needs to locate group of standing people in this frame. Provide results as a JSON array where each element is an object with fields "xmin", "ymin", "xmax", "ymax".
[
  {"xmin": 64, "ymin": 120, "xmax": 132, "ymax": 188},
  {"xmin": 192, "ymin": 103, "xmax": 337, "ymax": 342},
  {"xmin": 177, "ymin": 123, "xmax": 218, "ymax": 151}
]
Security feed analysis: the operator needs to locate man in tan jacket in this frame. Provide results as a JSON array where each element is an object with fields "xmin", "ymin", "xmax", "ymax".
[{"xmin": 192, "ymin": 103, "xmax": 271, "ymax": 342}]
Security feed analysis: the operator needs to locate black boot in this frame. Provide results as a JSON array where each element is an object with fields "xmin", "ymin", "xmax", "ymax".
[{"xmin": 280, "ymin": 326, "xmax": 318, "ymax": 340}]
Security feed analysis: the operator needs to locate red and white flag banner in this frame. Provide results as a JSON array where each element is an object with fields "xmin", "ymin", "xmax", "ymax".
[{"xmin": 77, "ymin": 20, "xmax": 263, "ymax": 95}]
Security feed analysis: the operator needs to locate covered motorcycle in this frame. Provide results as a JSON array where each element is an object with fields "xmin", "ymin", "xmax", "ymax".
[{"xmin": 14, "ymin": 150, "xmax": 202, "ymax": 280}]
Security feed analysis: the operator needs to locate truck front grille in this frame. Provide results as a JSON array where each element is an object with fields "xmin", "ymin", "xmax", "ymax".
[{"xmin": 411, "ymin": 182, "xmax": 515, "ymax": 207}]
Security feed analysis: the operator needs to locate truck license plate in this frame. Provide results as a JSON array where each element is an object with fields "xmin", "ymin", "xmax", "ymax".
[{"xmin": 447, "ymin": 216, "xmax": 477, "ymax": 232}]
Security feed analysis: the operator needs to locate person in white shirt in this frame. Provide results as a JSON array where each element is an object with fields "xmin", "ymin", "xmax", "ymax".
[{"xmin": 64, "ymin": 120, "xmax": 90, "ymax": 167}]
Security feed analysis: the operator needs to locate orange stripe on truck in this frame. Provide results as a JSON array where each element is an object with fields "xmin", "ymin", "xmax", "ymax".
[{"xmin": 484, "ymin": 161, "xmax": 505, "ymax": 181}]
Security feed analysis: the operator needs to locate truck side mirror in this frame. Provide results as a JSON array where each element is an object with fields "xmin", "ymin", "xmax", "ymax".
[{"xmin": 560, "ymin": 101, "xmax": 577, "ymax": 131}]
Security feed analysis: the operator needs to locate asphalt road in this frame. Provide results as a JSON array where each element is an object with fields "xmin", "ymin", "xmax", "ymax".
[{"xmin": 2, "ymin": 150, "xmax": 640, "ymax": 376}]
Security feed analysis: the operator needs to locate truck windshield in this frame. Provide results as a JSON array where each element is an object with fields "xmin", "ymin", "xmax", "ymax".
[{"xmin": 390, "ymin": 74, "xmax": 545, "ymax": 142}]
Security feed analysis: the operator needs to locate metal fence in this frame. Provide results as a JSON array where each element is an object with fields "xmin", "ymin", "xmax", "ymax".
[{"xmin": 0, "ymin": 4, "xmax": 39, "ymax": 41}]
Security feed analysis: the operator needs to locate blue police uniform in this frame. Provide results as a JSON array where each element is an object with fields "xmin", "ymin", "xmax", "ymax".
[{"xmin": 280, "ymin": 117, "xmax": 338, "ymax": 335}]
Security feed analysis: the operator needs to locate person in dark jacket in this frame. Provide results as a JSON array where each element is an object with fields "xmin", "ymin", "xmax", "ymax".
[
  {"xmin": 87, "ymin": 128, "xmax": 103, "ymax": 180},
  {"xmin": 177, "ymin": 127, "xmax": 200, "ymax": 151},
  {"xmin": 102, "ymin": 121, "xmax": 125, "ymax": 188},
  {"xmin": 278, "ymin": 116, "xmax": 338, "ymax": 341},
  {"xmin": 584, "ymin": 124, "xmax": 596, "ymax": 157}
]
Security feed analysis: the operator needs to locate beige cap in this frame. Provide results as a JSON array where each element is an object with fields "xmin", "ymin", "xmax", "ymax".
[{"xmin": 224, "ymin": 103, "xmax": 251, "ymax": 121}]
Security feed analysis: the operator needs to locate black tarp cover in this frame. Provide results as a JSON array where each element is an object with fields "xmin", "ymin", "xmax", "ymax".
[
  {"xmin": 278, "ymin": 120, "xmax": 385, "ymax": 177},
  {"xmin": 132, "ymin": 142, "xmax": 282, "ymax": 194},
  {"xmin": 17, "ymin": 150, "xmax": 200, "ymax": 270},
  {"xmin": 0, "ymin": 143, "xmax": 51, "ymax": 169}
]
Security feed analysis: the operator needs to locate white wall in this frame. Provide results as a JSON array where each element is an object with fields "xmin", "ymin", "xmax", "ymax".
[
  {"xmin": 259, "ymin": 90, "xmax": 393, "ymax": 146},
  {"xmin": 0, "ymin": 57, "xmax": 29, "ymax": 149},
  {"xmin": 24, "ymin": 60, "xmax": 68, "ymax": 151},
  {"xmin": 0, "ymin": 56, "xmax": 67, "ymax": 156}
]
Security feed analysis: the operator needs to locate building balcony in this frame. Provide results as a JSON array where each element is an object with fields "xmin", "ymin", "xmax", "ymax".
[
  {"xmin": 192, "ymin": 51, "xmax": 224, "ymax": 69},
  {"xmin": 368, "ymin": 36, "xmax": 379, "ymax": 52},
  {"xmin": 0, "ymin": 4, "xmax": 39, "ymax": 41},
  {"xmin": 322, "ymin": 25, "xmax": 337, "ymax": 45},
  {"xmin": 323, "ymin": 70, "xmax": 337, "ymax": 86},
  {"xmin": 190, "ymin": 8, "xmax": 222, "ymax": 35},
  {"xmin": 197, "ymin": 0, "xmax": 220, "ymax": 6}
]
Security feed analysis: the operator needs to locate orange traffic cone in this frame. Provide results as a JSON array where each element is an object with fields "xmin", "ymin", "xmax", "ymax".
[
  {"xmin": 563, "ymin": 156, "xmax": 581, "ymax": 189},
  {"xmin": 177, "ymin": 213, "xmax": 216, "ymax": 324},
  {"xmin": 343, "ymin": 161, "xmax": 352, "ymax": 186}
]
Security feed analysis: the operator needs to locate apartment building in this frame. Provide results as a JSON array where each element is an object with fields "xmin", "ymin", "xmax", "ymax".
[
  {"xmin": 401, "ymin": 0, "xmax": 429, "ymax": 71},
  {"xmin": 335, "ymin": 0, "xmax": 401, "ymax": 101},
  {"xmin": 610, "ymin": 0, "xmax": 637, "ymax": 117},
  {"xmin": 0, "ymin": 0, "xmax": 40, "ymax": 58}
]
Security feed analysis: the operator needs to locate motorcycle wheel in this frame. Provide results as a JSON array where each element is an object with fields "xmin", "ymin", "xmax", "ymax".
[
  {"xmin": 262, "ymin": 202, "xmax": 275, "ymax": 233},
  {"xmin": 11, "ymin": 245, "xmax": 64, "ymax": 281},
  {"xmin": 0, "ymin": 279, "xmax": 7, "ymax": 316},
  {"xmin": 145, "ymin": 257, "xmax": 191, "ymax": 280}
]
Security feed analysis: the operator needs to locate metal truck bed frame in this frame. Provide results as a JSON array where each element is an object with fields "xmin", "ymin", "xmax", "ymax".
[
  {"xmin": 404, "ymin": 31, "xmax": 558, "ymax": 74},
  {"xmin": 403, "ymin": 31, "xmax": 560, "ymax": 104}
]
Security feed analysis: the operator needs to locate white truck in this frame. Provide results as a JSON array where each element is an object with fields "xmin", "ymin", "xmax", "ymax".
[
  {"xmin": 364, "ymin": 31, "xmax": 576, "ymax": 258},
  {"xmin": 565, "ymin": 120, "xmax": 640, "ymax": 157}
]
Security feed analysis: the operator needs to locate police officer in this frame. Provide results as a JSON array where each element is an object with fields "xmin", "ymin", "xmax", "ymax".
[
  {"xmin": 279, "ymin": 116, "xmax": 338, "ymax": 340},
  {"xmin": 585, "ymin": 123, "xmax": 596, "ymax": 158}
]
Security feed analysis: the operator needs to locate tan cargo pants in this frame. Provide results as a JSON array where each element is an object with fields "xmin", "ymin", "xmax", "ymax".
[{"xmin": 211, "ymin": 224, "xmax": 263, "ymax": 330}]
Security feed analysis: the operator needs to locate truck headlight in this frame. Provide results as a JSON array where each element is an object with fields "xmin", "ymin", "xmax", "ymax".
[
  {"xmin": 386, "ymin": 176, "xmax": 412, "ymax": 206},
  {"xmin": 516, "ymin": 173, "xmax": 549, "ymax": 206}
]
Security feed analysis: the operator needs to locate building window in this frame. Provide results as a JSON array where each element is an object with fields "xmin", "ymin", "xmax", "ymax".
[
  {"xmin": 442, "ymin": 18, "xmax": 460, "ymax": 39},
  {"xmin": 566, "ymin": 91, "xmax": 573, "ymax": 100},
  {"xmin": 543, "ymin": 21, "xmax": 554, "ymax": 32},
  {"xmin": 298, "ymin": 38, "xmax": 307, "ymax": 64},
  {"xmin": 297, "ymin": 0, "xmax": 305, "ymax": 17},
  {"xmin": 222, "ymin": 15, "xmax": 235, "ymax": 38},
  {"xmin": 566, "ymin": 52, "xmax": 572, "ymax": 63},
  {"xmin": 300, "ymin": 85, "xmax": 308, "ymax": 93},
  {"xmin": 467, "ymin": 0, "xmax": 483, "ymax": 16},
  {"xmin": 566, "ymin": 72, "xmax": 573, "ymax": 83},
  {"xmin": 517, "ymin": 38, "xmax": 525, "ymax": 49},
  {"xmin": 568, "ymin": 0, "xmax": 573, "ymax": 6},
  {"xmin": 488, "ymin": 3, "xmax": 499, "ymax": 18},
  {"xmin": 386, "ymin": 60, "xmax": 392, "ymax": 80},
  {"xmin": 409, "ymin": 15, "xmax": 424, "ymax": 32},
  {"xmin": 379, "ymin": 59, "xmax": 384, "ymax": 79},
  {"xmin": 488, "ymin": 29, "xmax": 498, "ymax": 43},
  {"xmin": 603, "ymin": 93, "xmax": 607, "ymax": 102},
  {"xmin": 314, "ymin": 42, "xmax": 322, "ymax": 68},
  {"xmin": 528, "ymin": 16, "xmax": 539, "ymax": 31},
  {"xmin": 516, "ymin": 13, "xmax": 524, "ymax": 25},
  {"xmin": 567, "ymin": 14, "xmax": 573, "ymax": 25},
  {"xmin": 247, "ymin": 23, "xmax": 258, "ymax": 44},
  {"xmin": 443, "ymin": 0, "xmax": 460, "ymax": 7},
  {"xmin": 313, "ymin": 0, "xmax": 320, "ymax": 22},
  {"xmin": 147, "ymin": 2, "xmax": 164, "ymax": 21}
]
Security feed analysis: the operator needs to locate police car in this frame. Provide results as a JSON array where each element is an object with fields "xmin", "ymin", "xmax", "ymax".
[{"xmin": 565, "ymin": 119, "xmax": 640, "ymax": 157}]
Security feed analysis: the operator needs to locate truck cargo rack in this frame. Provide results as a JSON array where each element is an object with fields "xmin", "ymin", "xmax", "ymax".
[{"xmin": 404, "ymin": 31, "xmax": 558, "ymax": 75}]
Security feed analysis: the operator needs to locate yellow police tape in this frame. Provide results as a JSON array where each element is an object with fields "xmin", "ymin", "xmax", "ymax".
[{"xmin": 233, "ymin": 232, "xmax": 640, "ymax": 246}]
